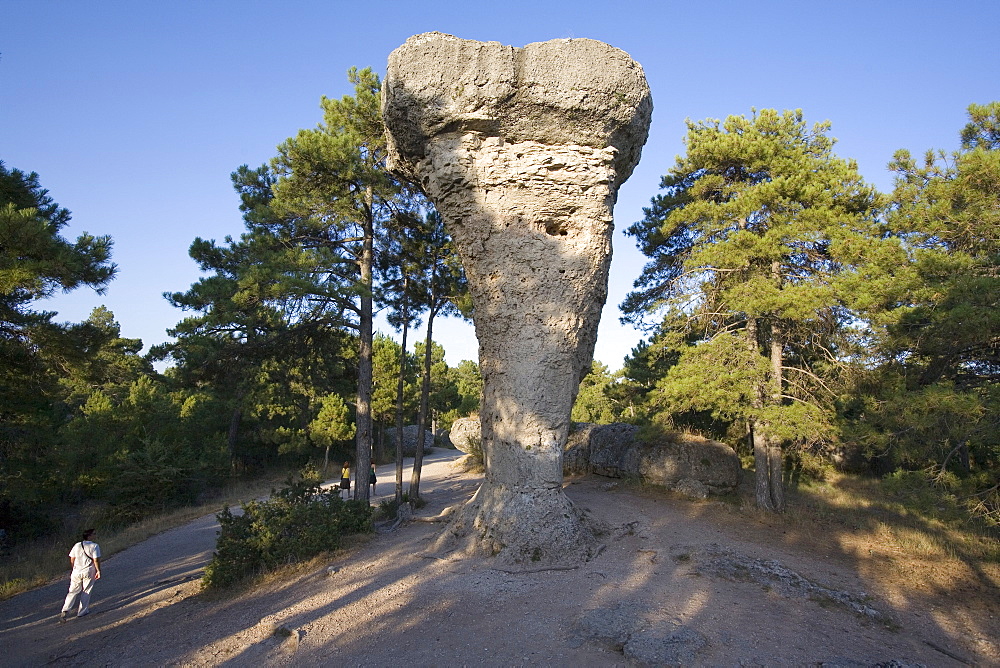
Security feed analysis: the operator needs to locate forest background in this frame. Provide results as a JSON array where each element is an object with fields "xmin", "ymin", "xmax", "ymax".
[{"xmin": 1, "ymin": 1, "xmax": 997, "ymax": 592}]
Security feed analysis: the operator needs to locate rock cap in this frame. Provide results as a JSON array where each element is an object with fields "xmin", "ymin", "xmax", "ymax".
[{"xmin": 383, "ymin": 32, "xmax": 652, "ymax": 187}]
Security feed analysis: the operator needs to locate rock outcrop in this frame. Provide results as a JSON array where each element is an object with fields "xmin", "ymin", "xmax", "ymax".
[
  {"xmin": 383, "ymin": 32, "xmax": 651, "ymax": 567},
  {"xmin": 384, "ymin": 426, "xmax": 434, "ymax": 457},
  {"xmin": 564, "ymin": 423, "xmax": 741, "ymax": 498},
  {"xmin": 573, "ymin": 603, "xmax": 708, "ymax": 665},
  {"xmin": 447, "ymin": 416, "xmax": 481, "ymax": 454}
]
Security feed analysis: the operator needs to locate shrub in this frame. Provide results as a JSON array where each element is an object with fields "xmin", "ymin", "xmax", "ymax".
[
  {"xmin": 459, "ymin": 436, "xmax": 485, "ymax": 473},
  {"xmin": 373, "ymin": 492, "xmax": 427, "ymax": 521},
  {"xmin": 374, "ymin": 496, "xmax": 406, "ymax": 521},
  {"xmin": 202, "ymin": 472, "xmax": 371, "ymax": 589},
  {"xmin": 0, "ymin": 497, "xmax": 58, "ymax": 546},
  {"xmin": 787, "ymin": 449, "xmax": 834, "ymax": 483},
  {"xmin": 881, "ymin": 470, "xmax": 962, "ymax": 521}
]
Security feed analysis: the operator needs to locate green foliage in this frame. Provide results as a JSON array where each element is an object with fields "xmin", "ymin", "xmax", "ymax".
[
  {"xmin": 618, "ymin": 103, "xmax": 1000, "ymax": 515},
  {"xmin": 414, "ymin": 340, "xmax": 462, "ymax": 417},
  {"xmin": 0, "ymin": 164, "xmax": 117, "ymax": 518},
  {"xmin": 571, "ymin": 362, "xmax": 620, "ymax": 424},
  {"xmin": 405, "ymin": 210, "xmax": 469, "ymax": 499},
  {"xmin": 457, "ymin": 435, "xmax": 485, "ymax": 473},
  {"xmin": 786, "ymin": 449, "xmax": 834, "ymax": 484},
  {"xmin": 623, "ymin": 109, "xmax": 895, "ymax": 511},
  {"xmin": 623, "ymin": 109, "xmax": 884, "ymax": 325},
  {"xmin": 202, "ymin": 472, "xmax": 372, "ymax": 589},
  {"xmin": 372, "ymin": 334, "xmax": 416, "ymax": 425},
  {"xmin": 609, "ymin": 335, "xmax": 680, "ymax": 425},
  {"xmin": 624, "ymin": 110, "xmax": 885, "ymax": 450},
  {"xmin": 309, "ymin": 393, "xmax": 355, "ymax": 448},
  {"xmin": 103, "ymin": 436, "xmax": 229, "ymax": 526},
  {"xmin": 438, "ymin": 359, "xmax": 481, "ymax": 429},
  {"xmin": 844, "ymin": 102, "xmax": 1000, "ymax": 496},
  {"xmin": 159, "ymin": 162, "xmax": 360, "ymax": 468},
  {"xmin": 0, "ymin": 497, "xmax": 58, "ymax": 544},
  {"xmin": 879, "ymin": 116, "xmax": 1000, "ymax": 388},
  {"xmin": 4, "ymin": 80, "xmax": 995, "ymax": 577},
  {"xmin": 272, "ymin": 463, "xmax": 324, "ymax": 501},
  {"xmin": 880, "ymin": 470, "xmax": 964, "ymax": 523},
  {"xmin": 267, "ymin": 66, "xmax": 420, "ymax": 496},
  {"xmin": 0, "ymin": 162, "xmax": 115, "ymax": 324},
  {"xmin": 51, "ymin": 307, "xmax": 152, "ymax": 407},
  {"xmin": 0, "ymin": 79, "xmax": 444, "ymax": 551},
  {"xmin": 373, "ymin": 491, "xmax": 422, "ymax": 521},
  {"xmin": 56, "ymin": 372, "xmax": 231, "ymax": 524}
]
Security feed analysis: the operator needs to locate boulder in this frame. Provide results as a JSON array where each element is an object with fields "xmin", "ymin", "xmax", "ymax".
[
  {"xmin": 564, "ymin": 423, "xmax": 740, "ymax": 496},
  {"xmin": 447, "ymin": 416, "xmax": 481, "ymax": 454},
  {"xmin": 384, "ymin": 426, "xmax": 434, "ymax": 456}
]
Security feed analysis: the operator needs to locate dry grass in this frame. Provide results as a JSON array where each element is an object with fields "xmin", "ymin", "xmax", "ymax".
[
  {"xmin": 627, "ymin": 464, "xmax": 999, "ymax": 623},
  {"xmin": 789, "ymin": 472, "xmax": 999, "ymax": 563},
  {"xmin": 0, "ymin": 471, "xmax": 291, "ymax": 601},
  {"xmin": 687, "ymin": 468, "xmax": 1000, "ymax": 623}
]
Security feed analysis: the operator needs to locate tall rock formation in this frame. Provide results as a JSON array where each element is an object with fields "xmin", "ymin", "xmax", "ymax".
[{"xmin": 383, "ymin": 32, "xmax": 651, "ymax": 566}]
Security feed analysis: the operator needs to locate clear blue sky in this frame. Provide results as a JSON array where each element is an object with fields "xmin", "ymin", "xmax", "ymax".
[{"xmin": 3, "ymin": 0, "xmax": 997, "ymax": 370}]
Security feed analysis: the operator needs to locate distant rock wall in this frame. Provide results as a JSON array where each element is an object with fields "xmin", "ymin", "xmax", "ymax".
[{"xmin": 565, "ymin": 423, "xmax": 741, "ymax": 498}]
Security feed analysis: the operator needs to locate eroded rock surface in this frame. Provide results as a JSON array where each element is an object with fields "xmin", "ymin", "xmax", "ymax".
[
  {"xmin": 447, "ymin": 416, "xmax": 481, "ymax": 454},
  {"xmin": 573, "ymin": 602, "xmax": 708, "ymax": 665},
  {"xmin": 565, "ymin": 423, "xmax": 741, "ymax": 497},
  {"xmin": 383, "ymin": 32, "xmax": 651, "ymax": 566}
]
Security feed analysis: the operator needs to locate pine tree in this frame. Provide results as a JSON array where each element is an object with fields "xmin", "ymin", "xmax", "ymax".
[
  {"xmin": 851, "ymin": 102, "xmax": 1000, "ymax": 489},
  {"xmin": 0, "ymin": 162, "xmax": 116, "ymax": 513},
  {"xmin": 407, "ymin": 211, "xmax": 467, "ymax": 500},
  {"xmin": 623, "ymin": 109, "xmax": 888, "ymax": 511},
  {"xmin": 267, "ymin": 68, "xmax": 420, "ymax": 501}
]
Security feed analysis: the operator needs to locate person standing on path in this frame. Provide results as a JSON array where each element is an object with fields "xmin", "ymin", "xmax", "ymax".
[
  {"xmin": 59, "ymin": 528, "xmax": 101, "ymax": 621},
  {"xmin": 340, "ymin": 461, "xmax": 351, "ymax": 498},
  {"xmin": 369, "ymin": 462, "xmax": 377, "ymax": 495}
]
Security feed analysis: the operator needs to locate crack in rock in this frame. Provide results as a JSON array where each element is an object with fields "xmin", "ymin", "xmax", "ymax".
[{"xmin": 672, "ymin": 543, "xmax": 891, "ymax": 624}]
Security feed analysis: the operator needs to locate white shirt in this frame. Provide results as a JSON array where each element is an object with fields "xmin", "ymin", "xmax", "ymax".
[{"xmin": 69, "ymin": 540, "xmax": 101, "ymax": 574}]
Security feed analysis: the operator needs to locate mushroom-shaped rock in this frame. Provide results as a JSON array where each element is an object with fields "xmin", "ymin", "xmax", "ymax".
[{"xmin": 383, "ymin": 32, "xmax": 651, "ymax": 567}]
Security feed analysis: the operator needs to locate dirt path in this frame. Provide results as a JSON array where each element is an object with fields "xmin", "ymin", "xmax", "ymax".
[{"xmin": 1, "ymin": 450, "xmax": 996, "ymax": 666}]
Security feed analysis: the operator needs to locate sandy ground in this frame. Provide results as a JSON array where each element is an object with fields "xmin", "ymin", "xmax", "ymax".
[{"xmin": 1, "ymin": 449, "xmax": 996, "ymax": 667}]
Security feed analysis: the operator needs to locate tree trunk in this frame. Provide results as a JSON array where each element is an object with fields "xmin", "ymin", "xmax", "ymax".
[
  {"xmin": 409, "ymin": 305, "xmax": 435, "ymax": 500},
  {"xmin": 394, "ymin": 298, "xmax": 409, "ymax": 504},
  {"xmin": 750, "ymin": 421, "xmax": 775, "ymax": 512},
  {"xmin": 227, "ymin": 405, "xmax": 243, "ymax": 469},
  {"xmin": 374, "ymin": 422, "xmax": 385, "ymax": 465},
  {"xmin": 766, "ymin": 266, "xmax": 786, "ymax": 513},
  {"xmin": 353, "ymin": 199, "xmax": 374, "ymax": 503},
  {"xmin": 746, "ymin": 317, "xmax": 785, "ymax": 512},
  {"xmin": 768, "ymin": 437, "xmax": 785, "ymax": 512},
  {"xmin": 749, "ymin": 421, "xmax": 784, "ymax": 512}
]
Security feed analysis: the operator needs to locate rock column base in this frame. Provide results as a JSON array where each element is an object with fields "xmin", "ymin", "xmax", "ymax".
[{"xmin": 434, "ymin": 481, "xmax": 600, "ymax": 568}]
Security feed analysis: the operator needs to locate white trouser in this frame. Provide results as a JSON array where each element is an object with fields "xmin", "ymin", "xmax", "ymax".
[{"xmin": 62, "ymin": 568, "xmax": 96, "ymax": 616}]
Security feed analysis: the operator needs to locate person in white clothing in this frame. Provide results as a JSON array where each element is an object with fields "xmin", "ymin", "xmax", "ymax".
[{"xmin": 59, "ymin": 528, "xmax": 102, "ymax": 621}]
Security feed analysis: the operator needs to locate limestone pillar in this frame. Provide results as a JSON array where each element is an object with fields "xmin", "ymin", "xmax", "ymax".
[{"xmin": 383, "ymin": 32, "xmax": 651, "ymax": 566}]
